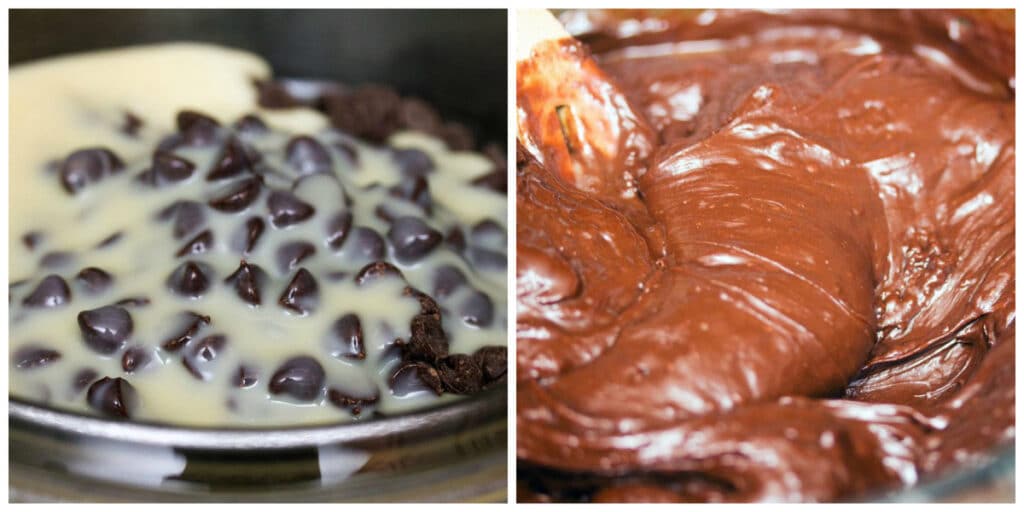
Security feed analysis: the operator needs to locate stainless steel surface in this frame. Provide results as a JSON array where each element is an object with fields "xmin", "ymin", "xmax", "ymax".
[{"xmin": 9, "ymin": 9, "xmax": 508, "ymax": 502}]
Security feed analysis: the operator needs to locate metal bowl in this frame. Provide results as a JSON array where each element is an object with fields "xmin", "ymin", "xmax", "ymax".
[{"xmin": 8, "ymin": 9, "xmax": 508, "ymax": 502}]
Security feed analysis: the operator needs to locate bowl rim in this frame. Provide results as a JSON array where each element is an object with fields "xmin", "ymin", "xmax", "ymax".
[{"xmin": 8, "ymin": 385, "xmax": 506, "ymax": 450}]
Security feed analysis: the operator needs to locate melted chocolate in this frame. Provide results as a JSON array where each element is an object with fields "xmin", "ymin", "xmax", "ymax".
[{"xmin": 517, "ymin": 9, "xmax": 1015, "ymax": 502}]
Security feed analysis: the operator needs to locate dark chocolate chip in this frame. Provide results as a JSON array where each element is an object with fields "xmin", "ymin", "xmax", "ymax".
[
  {"xmin": 327, "ymin": 388, "xmax": 379, "ymax": 416},
  {"xmin": 166, "ymin": 261, "xmax": 212, "ymax": 298},
  {"xmin": 161, "ymin": 311, "xmax": 211, "ymax": 352},
  {"xmin": 374, "ymin": 204, "xmax": 399, "ymax": 223},
  {"xmin": 268, "ymin": 356, "xmax": 325, "ymax": 401},
  {"xmin": 387, "ymin": 216, "xmax": 442, "ymax": 264},
  {"xmin": 388, "ymin": 175, "xmax": 432, "ymax": 213},
  {"xmin": 437, "ymin": 354, "xmax": 484, "ymax": 394},
  {"xmin": 468, "ymin": 247, "xmax": 507, "ymax": 271},
  {"xmin": 471, "ymin": 169, "xmax": 507, "ymax": 194},
  {"xmin": 473, "ymin": 346, "xmax": 507, "ymax": 385},
  {"xmin": 175, "ymin": 229, "xmax": 214, "ymax": 257},
  {"xmin": 121, "ymin": 345, "xmax": 154, "ymax": 373},
  {"xmin": 208, "ymin": 177, "xmax": 262, "ymax": 212},
  {"xmin": 96, "ymin": 231, "xmax": 123, "ymax": 248},
  {"xmin": 235, "ymin": 113, "xmax": 269, "ymax": 133},
  {"xmin": 440, "ymin": 121, "xmax": 475, "ymax": 150},
  {"xmin": 207, "ymin": 136, "xmax": 260, "ymax": 181},
  {"xmin": 460, "ymin": 290, "xmax": 495, "ymax": 327},
  {"xmin": 433, "ymin": 265, "xmax": 467, "ymax": 299},
  {"xmin": 13, "ymin": 345, "xmax": 62, "ymax": 369},
  {"xmin": 392, "ymin": 148, "xmax": 435, "ymax": 178},
  {"xmin": 40, "ymin": 251, "xmax": 74, "ymax": 269},
  {"xmin": 354, "ymin": 261, "xmax": 404, "ymax": 286},
  {"xmin": 22, "ymin": 231, "xmax": 43, "ymax": 250},
  {"xmin": 87, "ymin": 377, "xmax": 137, "ymax": 418},
  {"xmin": 327, "ymin": 85, "xmax": 402, "ymax": 143},
  {"xmin": 398, "ymin": 98, "xmax": 442, "ymax": 134},
  {"xmin": 114, "ymin": 296, "xmax": 151, "ymax": 308},
  {"xmin": 267, "ymin": 190, "xmax": 315, "ymax": 227},
  {"xmin": 224, "ymin": 260, "xmax": 268, "ymax": 306},
  {"xmin": 234, "ymin": 365, "xmax": 259, "ymax": 388},
  {"xmin": 77, "ymin": 305, "xmax": 133, "ymax": 354},
  {"xmin": 156, "ymin": 134, "xmax": 185, "ymax": 152},
  {"xmin": 446, "ymin": 227, "xmax": 467, "ymax": 252},
  {"xmin": 276, "ymin": 241, "xmax": 316, "ymax": 274},
  {"xmin": 390, "ymin": 361, "xmax": 443, "ymax": 397},
  {"xmin": 404, "ymin": 314, "xmax": 449, "ymax": 363},
  {"xmin": 60, "ymin": 148, "xmax": 124, "ymax": 194},
  {"xmin": 328, "ymin": 313, "xmax": 365, "ymax": 360},
  {"xmin": 122, "ymin": 111, "xmax": 143, "ymax": 137},
  {"xmin": 157, "ymin": 200, "xmax": 206, "ymax": 239},
  {"xmin": 232, "ymin": 216, "xmax": 266, "ymax": 255},
  {"xmin": 335, "ymin": 141, "xmax": 359, "ymax": 164},
  {"xmin": 136, "ymin": 151, "xmax": 196, "ymax": 187},
  {"xmin": 278, "ymin": 268, "xmax": 319, "ymax": 315},
  {"xmin": 285, "ymin": 135, "xmax": 333, "ymax": 175},
  {"xmin": 76, "ymin": 267, "xmax": 113, "ymax": 294},
  {"xmin": 326, "ymin": 211, "xmax": 353, "ymax": 250},
  {"xmin": 176, "ymin": 110, "xmax": 220, "ymax": 146},
  {"xmin": 346, "ymin": 227, "xmax": 386, "ymax": 261},
  {"xmin": 183, "ymin": 334, "xmax": 227, "ymax": 381},
  {"xmin": 23, "ymin": 275, "xmax": 71, "ymax": 308},
  {"xmin": 72, "ymin": 368, "xmax": 99, "ymax": 394}
]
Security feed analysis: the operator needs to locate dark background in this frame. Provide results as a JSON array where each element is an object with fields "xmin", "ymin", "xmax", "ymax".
[{"xmin": 9, "ymin": 9, "xmax": 507, "ymax": 144}]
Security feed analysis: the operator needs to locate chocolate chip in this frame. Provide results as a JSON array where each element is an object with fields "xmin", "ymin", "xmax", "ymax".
[
  {"xmin": 23, "ymin": 275, "xmax": 71, "ymax": 308},
  {"xmin": 285, "ymin": 136, "xmax": 333, "ymax": 175},
  {"xmin": 473, "ymin": 346, "xmax": 507, "ymax": 385},
  {"xmin": 460, "ymin": 290, "xmax": 495, "ymax": 327},
  {"xmin": 398, "ymin": 98, "xmax": 442, "ymax": 134},
  {"xmin": 72, "ymin": 368, "xmax": 99, "ymax": 394},
  {"xmin": 388, "ymin": 216, "xmax": 442, "ymax": 264},
  {"xmin": 183, "ymin": 334, "xmax": 227, "ymax": 381},
  {"xmin": 327, "ymin": 388, "xmax": 379, "ymax": 416},
  {"xmin": 207, "ymin": 136, "xmax": 260, "ymax": 181},
  {"xmin": 346, "ymin": 227, "xmax": 386, "ymax": 261},
  {"xmin": 276, "ymin": 241, "xmax": 316, "ymax": 274},
  {"xmin": 136, "ymin": 151, "xmax": 196, "ymax": 187},
  {"xmin": 121, "ymin": 345, "xmax": 154, "ymax": 373},
  {"xmin": 60, "ymin": 147, "xmax": 124, "ymax": 194},
  {"xmin": 326, "ymin": 211, "xmax": 353, "ymax": 250},
  {"xmin": 279, "ymin": 268, "xmax": 319, "ymax": 315},
  {"xmin": 77, "ymin": 305, "xmax": 133, "ymax": 354},
  {"xmin": 161, "ymin": 311, "xmax": 211, "ymax": 352},
  {"xmin": 22, "ymin": 231, "xmax": 43, "ymax": 250},
  {"xmin": 446, "ymin": 227, "xmax": 467, "ymax": 252},
  {"xmin": 440, "ymin": 121, "xmax": 475, "ymax": 150},
  {"xmin": 335, "ymin": 141, "xmax": 359, "ymax": 164},
  {"xmin": 115, "ymin": 296, "xmax": 151, "ymax": 308},
  {"xmin": 374, "ymin": 204, "xmax": 399, "ymax": 223},
  {"xmin": 267, "ymin": 190, "xmax": 315, "ymax": 227},
  {"xmin": 327, "ymin": 85, "xmax": 402, "ymax": 143},
  {"xmin": 224, "ymin": 260, "xmax": 268, "ymax": 306},
  {"xmin": 96, "ymin": 231, "xmax": 123, "ymax": 248},
  {"xmin": 176, "ymin": 229, "xmax": 214, "ymax": 257},
  {"xmin": 166, "ymin": 261, "xmax": 212, "ymax": 298},
  {"xmin": 40, "ymin": 251, "xmax": 74, "ymax": 269},
  {"xmin": 13, "ymin": 345, "xmax": 62, "ymax": 369},
  {"xmin": 76, "ymin": 267, "xmax": 113, "ymax": 294},
  {"xmin": 176, "ymin": 110, "xmax": 220, "ymax": 146},
  {"xmin": 437, "ymin": 354, "xmax": 484, "ymax": 394},
  {"xmin": 234, "ymin": 365, "xmax": 259, "ymax": 388},
  {"xmin": 404, "ymin": 314, "xmax": 449, "ymax": 363},
  {"xmin": 354, "ymin": 261, "xmax": 404, "ymax": 286},
  {"xmin": 157, "ymin": 200, "xmax": 206, "ymax": 239},
  {"xmin": 269, "ymin": 356, "xmax": 325, "ymax": 401},
  {"xmin": 469, "ymin": 247, "xmax": 507, "ymax": 271},
  {"xmin": 87, "ymin": 377, "xmax": 137, "ymax": 418},
  {"xmin": 233, "ymin": 114, "xmax": 268, "ymax": 134},
  {"xmin": 232, "ymin": 217, "xmax": 265, "ymax": 255},
  {"xmin": 471, "ymin": 219, "xmax": 506, "ymax": 247},
  {"xmin": 390, "ymin": 361, "xmax": 443, "ymax": 397},
  {"xmin": 208, "ymin": 177, "xmax": 262, "ymax": 212},
  {"xmin": 388, "ymin": 175, "xmax": 432, "ymax": 213},
  {"xmin": 122, "ymin": 111, "xmax": 143, "ymax": 137},
  {"xmin": 392, "ymin": 148, "xmax": 435, "ymax": 178},
  {"xmin": 471, "ymin": 169, "xmax": 507, "ymax": 194},
  {"xmin": 433, "ymin": 265, "xmax": 467, "ymax": 299},
  {"xmin": 328, "ymin": 313, "xmax": 365, "ymax": 360}
]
